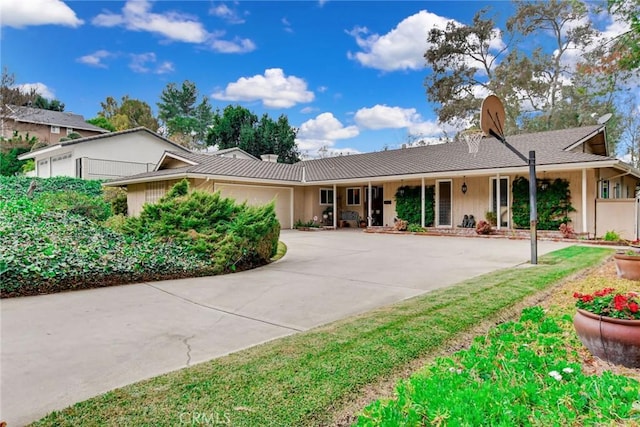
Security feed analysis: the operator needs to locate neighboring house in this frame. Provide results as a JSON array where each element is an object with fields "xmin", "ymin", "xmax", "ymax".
[
  {"xmin": 1, "ymin": 105, "xmax": 108, "ymax": 144},
  {"xmin": 104, "ymin": 125, "xmax": 640, "ymax": 240},
  {"xmin": 200, "ymin": 146, "xmax": 259, "ymax": 160},
  {"xmin": 18, "ymin": 127, "xmax": 191, "ymax": 180}
]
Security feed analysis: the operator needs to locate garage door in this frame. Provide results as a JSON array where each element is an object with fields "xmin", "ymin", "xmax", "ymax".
[{"xmin": 214, "ymin": 183, "xmax": 292, "ymax": 229}]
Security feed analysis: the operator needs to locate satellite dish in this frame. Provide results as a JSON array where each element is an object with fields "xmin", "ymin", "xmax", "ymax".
[
  {"xmin": 597, "ymin": 113, "xmax": 613, "ymax": 125},
  {"xmin": 480, "ymin": 95, "xmax": 506, "ymax": 142}
]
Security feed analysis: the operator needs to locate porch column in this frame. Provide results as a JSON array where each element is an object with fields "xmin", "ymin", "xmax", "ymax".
[
  {"xmin": 368, "ymin": 182, "xmax": 372, "ymax": 227},
  {"xmin": 421, "ymin": 177, "xmax": 425, "ymax": 228},
  {"xmin": 290, "ymin": 188, "xmax": 294, "ymax": 230},
  {"xmin": 582, "ymin": 168, "xmax": 588, "ymax": 234},
  {"xmin": 496, "ymin": 173, "xmax": 501, "ymax": 230},
  {"xmin": 333, "ymin": 184, "xmax": 337, "ymax": 229}
]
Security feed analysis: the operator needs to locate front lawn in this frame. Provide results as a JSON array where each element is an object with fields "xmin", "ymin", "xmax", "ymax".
[{"xmin": 31, "ymin": 246, "xmax": 622, "ymax": 426}]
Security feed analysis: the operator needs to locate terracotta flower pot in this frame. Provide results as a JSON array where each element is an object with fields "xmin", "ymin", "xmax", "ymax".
[
  {"xmin": 573, "ymin": 309, "xmax": 640, "ymax": 368},
  {"xmin": 614, "ymin": 253, "xmax": 640, "ymax": 280}
]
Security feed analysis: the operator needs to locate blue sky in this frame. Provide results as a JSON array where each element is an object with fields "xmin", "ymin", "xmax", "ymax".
[{"xmin": 0, "ymin": 0, "xmax": 630, "ymax": 157}]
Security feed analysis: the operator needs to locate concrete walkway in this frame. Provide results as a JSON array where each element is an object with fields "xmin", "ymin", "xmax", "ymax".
[{"xmin": 1, "ymin": 231, "xmax": 571, "ymax": 426}]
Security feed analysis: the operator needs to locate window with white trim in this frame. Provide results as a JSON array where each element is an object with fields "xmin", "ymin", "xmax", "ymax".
[
  {"xmin": 319, "ymin": 188, "xmax": 333, "ymax": 205},
  {"xmin": 346, "ymin": 187, "xmax": 361, "ymax": 206},
  {"xmin": 600, "ymin": 180, "xmax": 610, "ymax": 199},
  {"xmin": 66, "ymin": 127, "xmax": 74, "ymax": 135},
  {"xmin": 51, "ymin": 126, "xmax": 60, "ymax": 134}
]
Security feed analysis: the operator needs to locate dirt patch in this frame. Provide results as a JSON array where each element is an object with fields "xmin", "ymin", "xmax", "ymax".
[{"xmin": 327, "ymin": 257, "xmax": 640, "ymax": 427}]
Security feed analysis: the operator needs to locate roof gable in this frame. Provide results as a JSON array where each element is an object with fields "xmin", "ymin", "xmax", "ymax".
[{"xmin": 18, "ymin": 127, "xmax": 190, "ymax": 160}]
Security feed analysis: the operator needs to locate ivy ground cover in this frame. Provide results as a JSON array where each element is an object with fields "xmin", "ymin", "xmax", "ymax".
[{"xmin": 0, "ymin": 177, "xmax": 279, "ymax": 297}]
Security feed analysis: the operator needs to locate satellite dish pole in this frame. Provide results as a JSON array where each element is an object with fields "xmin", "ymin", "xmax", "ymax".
[{"xmin": 480, "ymin": 95, "xmax": 537, "ymax": 264}]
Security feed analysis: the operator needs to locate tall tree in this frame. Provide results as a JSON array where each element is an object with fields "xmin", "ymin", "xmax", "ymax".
[
  {"xmin": 86, "ymin": 116, "xmax": 116, "ymax": 132},
  {"xmin": 206, "ymin": 105, "xmax": 300, "ymax": 163},
  {"xmin": 424, "ymin": 0, "xmax": 630, "ymax": 151},
  {"xmin": 33, "ymin": 95, "xmax": 65, "ymax": 111},
  {"xmin": 157, "ymin": 80, "xmax": 213, "ymax": 148},
  {"xmin": 608, "ymin": 0, "xmax": 640, "ymax": 71},
  {"xmin": 98, "ymin": 96, "xmax": 159, "ymax": 132}
]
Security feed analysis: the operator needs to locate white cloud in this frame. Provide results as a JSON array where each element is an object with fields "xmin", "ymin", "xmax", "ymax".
[
  {"xmin": 92, "ymin": 0, "xmax": 209, "ymax": 43},
  {"xmin": 1, "ymin": 0, "xmax": 83, "ymax": 28},
  {"xmin": 129, "ymin": 52, "xmax": 174, "ymax": 74},
  {"xmin": 210, "ymin": 37, "xmax": 256, "ymax": 53},
  {"xmin": 212, "ymin": 68, "xmax": 314, "ymax": 108},
  {"xmin": 92, "ymin": 1, "xmax": 256, "ymax": 53},
  {"xmin": 16, "ymin": 83, "xmax": 55, "ymax": 99},
  {"xmin": 299, "ymin": 112, "xmax": 359, "ymax": 140},
  {"xmin": 210, "ymin": 3, "xmax": 246, "ymax": 24},
  {"xmin": 76, "ymin": 50, "xmax": 113, "ymax": 68},
  {"xmin": 296, "ymin": 112, "xmax": 360, "ymax": 155},
  {"xmin": 348, "ymin": 10, "xmax": 505, "ymax": 74},
  {"xmin": 282, "ymin": 17, "xmax": 293, "ymax": 33},
  {"xmin": 354, "ymin": 105, "xmax": 421, "ymax": 130},
  {"xmin": 156, "ymin": 61, "xmax": 175, "ymax": 74},
  {"xmin": 354, "ymin": 104, "xmax": 454, "ymax": 139},
  {"xmin": 347, "ymin": 11, "xmax": 452, "ymax": 71},
  {"xmin": 301, "ymin": 106, "xmax": 318, "ymax": 114}
]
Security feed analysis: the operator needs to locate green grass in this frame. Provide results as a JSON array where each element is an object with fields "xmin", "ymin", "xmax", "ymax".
[
  {"xmin": 270, "ymin": 241, "xmax": 287, "ymax": 262},
  {"xmin": 32, "ymin": 246, "xmax": 612, "ymax": 427}
]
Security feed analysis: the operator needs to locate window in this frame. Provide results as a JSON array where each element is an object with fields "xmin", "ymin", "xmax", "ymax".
[
  {"xmin": 66, "ymin": 127, "xmax": 73, "ymax": 135},
  {"xmin": 346, "ymin": 187, "xmax": 361, "ymax": 205},
  {"xmin": 319, "ymin": 188, "xmax": 333, "ymax": 205},
  {"xmin": 51, "ymin": 126, "xmax": 60, "ymax": 134},
  {"xmin": 600, "ymin": 180, "xmax": 610, "ymax": 199}
]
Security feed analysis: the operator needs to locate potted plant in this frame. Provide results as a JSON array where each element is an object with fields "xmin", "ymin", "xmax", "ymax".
[
  {"xmin": 614, "ymin": 250, "xmax": 640, "ymax": 280},
  {"xmin": 573, "ymin": 288, "xmax": 640, "ymax": 368}
]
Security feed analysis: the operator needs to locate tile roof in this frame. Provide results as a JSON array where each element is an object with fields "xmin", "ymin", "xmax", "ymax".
[
  {"xmin": 106, "ymin": 125, "xmax": 625, "ymax": 186},
  {"xmin": 301, "ymin": 125, "xmax": 609, "ymax": 181},
  {"xmin": 6, "ymin": 105, "xmax": 109, "ymax": 133}
]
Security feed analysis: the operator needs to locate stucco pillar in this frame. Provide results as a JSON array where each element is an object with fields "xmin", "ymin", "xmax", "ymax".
[
  {"xmin": 582, "ymin": 168, "xmax": 588, "ymax": 234},
  {"xmin": 333, "ymin": 184, "xmax": 337, "ymax": 229},
  {"xmin": 290, "ymin": 188, "xmax": 294, "ymax": 230},
  {"xmin": 368, "ymin": 182, "xmax": 372, "ymax": 227},
  {"xmin": 421, "ymin": 177, "xmax": 425, "ymax": 228}
]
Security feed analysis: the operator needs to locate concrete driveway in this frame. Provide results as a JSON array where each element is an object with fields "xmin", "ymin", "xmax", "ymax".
[{"xmin": 1, "ymin": 231, "xmax": 570, "ymax": 426}]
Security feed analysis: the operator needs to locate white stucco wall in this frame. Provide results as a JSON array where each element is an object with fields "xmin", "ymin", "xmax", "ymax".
[{"xmin": 30, "ymin": 130, "xmax": 186, "ymax": 179}]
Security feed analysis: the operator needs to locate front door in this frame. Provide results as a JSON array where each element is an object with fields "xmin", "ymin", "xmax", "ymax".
[
  {"xmin": 365, "ymin": 186, "xmax": 384, "ymax": 226},
  {"xmin": 437, "ymin": 180, "xmax": 452, "ymax": 227}
]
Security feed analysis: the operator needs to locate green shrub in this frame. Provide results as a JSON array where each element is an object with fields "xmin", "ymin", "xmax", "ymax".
[
  {"xmin": 124, "ymin": 179, "xmax": 280, "ymax": 273},
  {"xmin": 602, "ymin": 230, "xmax": 621, "ymax": 242},
  {"xmin": 407, "ymin": 223, "xmax": 424, "ymax": 232},
  {"xmin": 37, "ymin": 191, "xmax": 112, "ymax": 222},
  {"xmin": 103, "ymin": 186, "xmax": 128, "ymax": 216}
]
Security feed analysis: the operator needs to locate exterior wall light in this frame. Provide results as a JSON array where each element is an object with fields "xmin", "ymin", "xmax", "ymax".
[{"xmin": 461, "ymin": 181, "xmax": 468, "ymax": 194}]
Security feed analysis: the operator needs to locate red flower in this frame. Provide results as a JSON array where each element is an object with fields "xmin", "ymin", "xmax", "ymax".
[
  {"xmin": 594, "ymin": 288, "xmax": 615, "ymax": 297},
  {"xmin": 581, "ymin": 295, "xmax": 594, "ymax": 303},
  {"xmin": 614, "ymin": 294, "xmax": 628, "ymax": 311},
  {"xmin": 630, "ymin": 302, "xmax": 639, "ymax": 313},
  {"xmin": 573, "ymin": 292, "xmax": 583, "ymax": 298}
]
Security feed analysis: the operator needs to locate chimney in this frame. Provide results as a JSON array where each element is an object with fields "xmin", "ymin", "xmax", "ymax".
[
  {"xmin": 401, "ymin": 143, "xmax": 407, "ymax": 149},
  {"xmin": 260, "ymin": 154, "xmax": 278, "ymax": 163}
]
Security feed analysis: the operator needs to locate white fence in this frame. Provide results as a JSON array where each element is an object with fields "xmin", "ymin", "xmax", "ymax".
[{"xmin": 595, "ymin": 197, "xmax": 640, "ymax": 241}]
